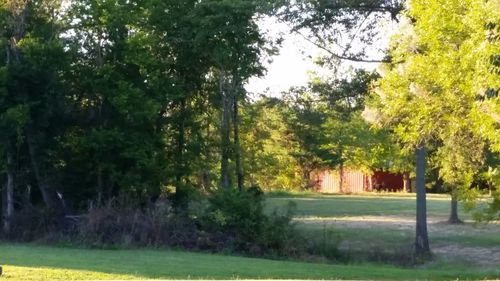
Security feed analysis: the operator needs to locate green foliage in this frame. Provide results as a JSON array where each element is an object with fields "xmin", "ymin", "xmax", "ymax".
[
  {"xmin": 370, "ymin": 0, "xmax": 500, "ymax": 208},
  {"xmin": 202, "ymin": 187, "xmax": 300, "ymax": 255},
  {"xmin": 239, "ymin": 69, "xmax": 409, "ymax": 192},
  {"xmin": 240, "ymin": 98, "xmax": 305, "ymax": 190},
  {"xmin": 284, "ymin": 69, "xmax": 409, "ymax": 176}
]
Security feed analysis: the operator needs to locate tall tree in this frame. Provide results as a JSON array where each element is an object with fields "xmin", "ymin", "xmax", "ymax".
[
  {"xmin": 240, "ymin": 97, "xmax": 305, "ymax": 190},
  {"xmin": 0, "ymin": 0, "xmax": 69, "ymax": 221},
  {"xmin": 414, "ymin": 145, "xmax": 430, "ymax": 257},
  {"xmin": 275, "ymin": 69, "xmax": 410, "ymax": 191},
  {"xmin": 189, "ymin": 0, "xmax": 268, "ymax": 189},
  {"xmin": 62, "ymin": 0, "xmax": 168, "ymax": 205},
  {"xmin": 369, "ymin": 0, "xmax": 500, "ymax": 256}
]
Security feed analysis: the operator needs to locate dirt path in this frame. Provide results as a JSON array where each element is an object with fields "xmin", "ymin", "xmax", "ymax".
[{"xmin": 295, "ymin": 215, "xmax": 500, "ymax": 233}]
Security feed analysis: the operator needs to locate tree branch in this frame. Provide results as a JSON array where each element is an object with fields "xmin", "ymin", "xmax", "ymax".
[
  {"xmin": 324, "ymin": 1, "xmax": 403, "ymax": 19},
  {"xmin": 291, "ymin": 27, "xmax": 391, "ymax": 63}
]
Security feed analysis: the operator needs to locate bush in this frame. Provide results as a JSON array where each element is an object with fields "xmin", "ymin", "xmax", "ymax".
[
  {"xmin": 72, "ymin": 187, "xmax": 302, "ymax": 257},
  {"xmin": 3, "ymin": 207, "xmax": 66, "ymax": 242},
  {"xmin": 305, "ymin": 225, "xmax": 344, "ymax": 261},
  {"xmin": 202, "ymin": 187, "xmax": 265, "ymax": 248},
  {"xmin": 200, "ymin": 187, "xmax": 301, "ymax": 256},
  {"xmin": 77, "ymin": 199, "xmax": 198, "ymax": 248}
]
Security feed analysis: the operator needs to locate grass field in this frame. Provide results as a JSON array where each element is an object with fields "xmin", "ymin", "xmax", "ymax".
[
  {"xmin": 266, "ymin": 192, "xmax": 468, "ymax": 218},
  {"xmin": 0, "ymin": 193, "xmax": 499, "ymax": 280}
]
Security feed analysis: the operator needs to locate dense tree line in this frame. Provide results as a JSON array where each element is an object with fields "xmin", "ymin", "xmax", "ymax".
[
  {"xmin": 0, "ymin": 0, "xmax": 405, "ymax": 223},
  {"xmin": 0, "ymin": 0, "xmax": 274, "ymax": 229}
]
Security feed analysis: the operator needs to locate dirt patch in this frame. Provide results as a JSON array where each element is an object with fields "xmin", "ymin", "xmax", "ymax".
[
  {"xmin": 295, "ymin": 215, "xmax": 424, "ymax": 230},
  {"xmin": 295, "ymin": 215, "xmax": 499, "ymax": 233}
]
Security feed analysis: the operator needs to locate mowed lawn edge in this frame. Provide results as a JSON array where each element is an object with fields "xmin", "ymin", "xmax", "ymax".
[{"xmin": 0, "ymin": 244, "xmax": 498, "ymax": 280}]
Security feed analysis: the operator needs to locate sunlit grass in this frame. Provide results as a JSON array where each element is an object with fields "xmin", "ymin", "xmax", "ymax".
[
  {"xmin": 295, "ymin": 215, "xmax": 415, "ymax": 222},
  {"xmin": 267, "ymin": 191, "xmax": 454, "ymax": 200},
  {"xmin": 266, "ymin": 193, "xmax": 460, "ymax": 218},
  {"xmin": 265, "ymin": 192, "xmax": 489, "ymax": 219},
  {"xmin": 0, "ymin": 244, "xmax": 499, "ymax": 280},
  {"xmin": 1, "ymin": 265, "xmax": 138, "ymax": 281}
]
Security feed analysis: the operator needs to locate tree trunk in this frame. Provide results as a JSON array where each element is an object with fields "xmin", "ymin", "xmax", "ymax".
[
  {"xmin": 403, "ymin": 172, "xmax": 410, "ymax": 193},
  {"xmin": 176, "ymin": 99, "xmax": 186, "ymax": 183},
  {"xmin": 233, "ymin": 94, "xmax": 243, "ymax": 191},
  {"xmin": 25, "ymin": 127, "xmax": 65, "ymax": 219},
  {"xmin": 302, "ymin": 168, "xmax": 311, "ymax": 188},
  {"xmin": 173, "ymin": 99, "xmax": 189, "ymax": 210},
  {"xmin": 3, "ymin": 151, "xmax": 14, "ymax": 235},
  {"xmin": 339, "ymin": 162, "xmax": 344, "ymax": 193},
  {"xmin": 415, "ymin": 146, "xmax": 431, "ymax": 259},
  {"xmin": 202, "ymin": 116, "xmax": 212, "ymax": 191},
  {"xmin": 96, "ymin": 165, "xmax": 103, "ymax": 206},
  {"xmin": 220, "ymin": 71, "xmax": 232, "ymax": 189},
  {"xmin": 448, "ymin": 192, "xmax": 462, "ymax": 224}
]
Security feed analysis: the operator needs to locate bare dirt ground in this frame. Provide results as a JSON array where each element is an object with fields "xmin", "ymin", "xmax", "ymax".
[{"xmin": 296, "ymin": 215, "xmax": 499, "ymax": 232}]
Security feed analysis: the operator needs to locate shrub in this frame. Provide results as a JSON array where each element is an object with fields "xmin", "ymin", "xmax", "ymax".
[
  {"xmin": 200, "ymin": 186, "xmax": 302, "ymax": 256},
  {"xmin": 71, "ymin": 187, "xmax": 301, "ymax": 257},
  {"xmin": 4, "ymin": 207, "xmax": 65, "ymax": 241},
  {"xmin": 76, "ymin": 199, "xmax": 198, "ymax": 248},
  {"xmin": 305, "ymin": 225, "xmax": 344, "ymax": 261}
]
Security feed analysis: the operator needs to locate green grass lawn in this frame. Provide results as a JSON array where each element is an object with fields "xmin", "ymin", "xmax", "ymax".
[
  {"xmin": 266, "ymin": 193, "xmax": 464, "ymax": 219},
  {"xmin": 0, "ymin": 243, "xmax": 499, "ymax": 280}
]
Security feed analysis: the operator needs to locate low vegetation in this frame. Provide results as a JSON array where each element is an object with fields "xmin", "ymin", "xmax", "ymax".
[{"xmin": 5, "ymin": 188, "xmax": 303, "ymax": 260}]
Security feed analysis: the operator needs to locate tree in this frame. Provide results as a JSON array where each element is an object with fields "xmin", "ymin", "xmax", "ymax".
[
  {"xmin": 369, "ymin": 0, "xmax": 500, "ymax": 257},
  {"xmin": 282, "ymin": 89, "xmax": 334, "ymax": 186},
  {"xmin": 276, "ymin": 0, "xmax": 405, "ymax": 63},
  {"xmin": 0, "ymin": 0, "xmax": 69, "ymax": 224},
  {"xmin": 279, "ymin": 69, "xmax": 409, "ymax": 190},
  {"xmin": 61, "ymin": 0, "xmax": 168, "ymax": 206},
  {"xmin": 189, "ymin": 0, "xmax": 269, "ymax": 190},
  {"xmin": 240, "ymin": 97, "xmax": 305, "ymax": 190}
]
